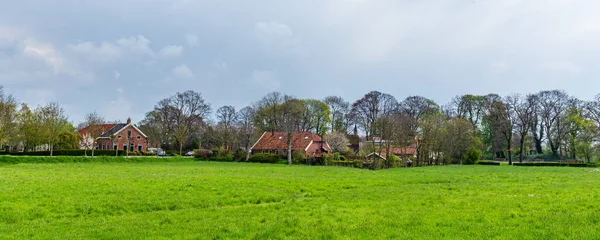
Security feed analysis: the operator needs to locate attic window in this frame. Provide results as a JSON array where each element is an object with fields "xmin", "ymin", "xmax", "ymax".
[
  {"xmin": 117, "ymin": 135, "xmax": 122, "ymax": 139},
  {"xmin": 136, "ymin": 136, "xmax": 141, "ymax": 140},
  {"xmin": 278, "ymin": 136, "xmax": 283, "ymax": 140}
]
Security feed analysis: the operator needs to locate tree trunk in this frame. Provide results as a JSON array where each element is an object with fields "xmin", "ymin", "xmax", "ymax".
[
  {"xmin": 91, "ymin": 141, "xmax": 95, "ymax": 157},
  {"xmin": 179, "ymin": 143, "xmax": 183, "ymax": 156},
  {"xmin": 507, "ymin": 139, "xmax": 512, "ymax": 165},
  {"xmin": 287, "ymin": 136, "xmax": 292, "ymax": 165},
  {"xmin": 245, "ymin": 135, "xmax": 251, "ymax": 162},
  {"xmin": 519, "ymin": 135, "xmax": 526, "ymax": 163}
]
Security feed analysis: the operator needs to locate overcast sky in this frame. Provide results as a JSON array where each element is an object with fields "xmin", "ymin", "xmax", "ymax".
[{"xmin": 2, "ymin": 0, "xmax": 600, "ymax": 124}]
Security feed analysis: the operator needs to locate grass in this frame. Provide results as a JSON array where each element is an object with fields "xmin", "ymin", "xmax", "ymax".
[{"xmin": 1, "ymin": 161, "xmax": 600, "ymax": 239}]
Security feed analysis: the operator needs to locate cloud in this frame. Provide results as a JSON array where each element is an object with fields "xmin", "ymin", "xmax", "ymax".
[
  {"xmin": 251, "ymin": 70, "xmax": 279, "ymax": 90},
  {"xmin": 116, "ymin": 35, "xmax": 154, "ymax": 56},
  {"xmin": 213, "ymin": 59, "xmax": 227, "ymax": 71},
  {"xmin": 105, "ymin": 88, "xmax": 133, "ymax": 121},
  {"xmin": 172, "ymin": 64, "xmax": 194, "ymax": 78},
  {"xmin": 68, "ymin": 41, "xmax": 121, "ymax": 62},
  {"xmin": 254, "ymin": 21, "xmax": 308, "ymax": 57},
  {"xmin": 490, "ymin": 61, "xmax": 509, "ymax": 73},
  {"xmin": 185, "ymin": 34, "xmax": 198, "ymax": 47},
  {"xmin": 22, "ymin": 39, "xmax": 68, "ymax": 74},
  {"xmin": 114, "ymin": 70, "xmax": 120, "ymax": 80},
  {"xmin": 158, "ymin": 45, "xmax": 183, "ymax": 58}
]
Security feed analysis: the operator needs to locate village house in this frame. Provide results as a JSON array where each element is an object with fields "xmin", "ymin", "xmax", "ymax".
[
  {"xmin": 250, "ymin": 131, "xmax": 331, "ymax": 158},
  {"xmin": 77, "ymin": 118, "xmax": 149, "ymax": 152}
]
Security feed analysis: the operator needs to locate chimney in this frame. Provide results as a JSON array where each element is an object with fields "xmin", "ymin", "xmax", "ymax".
[{"xmin": 127, "ymin": 118, "xmax": 131, "ymax": 124}]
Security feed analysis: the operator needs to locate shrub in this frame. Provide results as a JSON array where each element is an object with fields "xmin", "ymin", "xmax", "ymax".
[
  {"xmin": 194, "ymin": 149, "xmax": 214, "ymax": 159},
  {"xmin": 247, "ymin": 153, "xmax": 281, "ymax": 164},
  {"xmin": 463, "ymin": 147, "xmax": 481, "ymax": 165},
  {"xmin": 292, "ymin": 150, "xmax": 306, "ymax": 164}
]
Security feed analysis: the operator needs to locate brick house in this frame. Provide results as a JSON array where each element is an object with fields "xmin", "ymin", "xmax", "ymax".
[
  {"xmin": 78, "ymin": 118, "xmax": 149, "ymax": 152},
  {"xmin": 250, "ymin": 131, "xmax": 331, "ymax": 158}
]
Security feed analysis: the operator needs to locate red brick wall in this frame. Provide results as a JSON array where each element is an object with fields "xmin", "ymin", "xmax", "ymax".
[{"xmin": 96, "ymin": 125, "xmax": 148, "ymax": 151}]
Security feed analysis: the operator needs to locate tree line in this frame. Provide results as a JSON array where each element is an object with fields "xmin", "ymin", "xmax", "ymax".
[{"xmin": 2, "ymin": 85, "xmax": 600, "ymax": 165}]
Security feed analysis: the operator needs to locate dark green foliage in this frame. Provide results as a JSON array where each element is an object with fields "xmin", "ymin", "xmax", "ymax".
[
  {"xmin": 0, "ymin": 150, "xmax": 127, "ymax": 156},
  {"xmin": 292, "ymin": 150, "xmax": 306, "ymax": 164},
  {"xmin": 331, "ymin": 160, "xmax": 364, "ymax": 168},
  {"xmin": 477, "ymin": 161, "xmax": 500, "ymax": 166},
  {"xmin": 0, "ymin": 156, "xmax": 192, "ymax": 164},
  {"xmin": 247, "ymin": 153, "xmax": 281, "ymax": 163},
  {"xmin": 463, "ymin": 147, "xmax": 481, "ymax": 165}
]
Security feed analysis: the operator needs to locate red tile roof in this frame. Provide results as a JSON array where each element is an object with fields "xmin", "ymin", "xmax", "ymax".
[
  {"xmin": 77, "ymin": 124, "xmax": 117, "ymax": 136},
  {"xmin": 251, "ymin": 132, "xmax": 324, "ymax": 151}
]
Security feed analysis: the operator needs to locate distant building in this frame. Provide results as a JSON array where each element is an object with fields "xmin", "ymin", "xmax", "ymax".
[
  {"xmin": 250, "ymin": 131, "xmax": 331, "ymax": 158},
  {"xmin": 77, "ymin": 118, "xmax": 149, "ymax": 152}
]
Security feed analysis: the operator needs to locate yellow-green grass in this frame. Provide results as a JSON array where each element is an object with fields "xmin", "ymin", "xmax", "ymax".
[{"xmin": 1, "ymin": 161, "xmax": 599, "ymax": 239}]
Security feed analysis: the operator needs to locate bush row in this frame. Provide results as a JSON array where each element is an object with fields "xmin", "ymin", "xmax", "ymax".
[
  {"xmin": 0, "ymin": 156, "xmax": 193, "ymax": 164},
  {"xmin": 0, "ymin": 150, "xmax": 156, "ymax": 156},
  {"xmin": 513, "ymin": 162, "xmax": 598, "ymax": 167}
]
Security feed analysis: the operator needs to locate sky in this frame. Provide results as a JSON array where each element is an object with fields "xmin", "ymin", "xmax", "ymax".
[{"xmin": 2, "ymin": 0, "xmax": 600, "ymax": 124}]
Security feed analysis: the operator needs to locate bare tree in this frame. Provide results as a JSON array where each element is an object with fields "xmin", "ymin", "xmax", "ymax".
[
  {"xmin": 536, "ymin": 90, "xmax": 570, "ymax": 156},
  {"xmin": 83, "ymin": 111, "xmax": 106, "ymax": 157},
  {"xmin": 399, "ymin": 96, "xmax": 439, "ymax": 164},
  {"xmin": 254, "ymin": 92, "xmax": 284, "ymax": 133},
  {"xmin": 237, "ymin": 106, "xmax": 257, "ymax": 161},
  {"xmin": 280, "ymin": 97, "xmax": 305, "ymax": 165},
  {"xmin": 324, "ymin": 96, "xmax": 350, "ymax": 133},
  {"xmin": 452, "ymin": 94, "xmax": 487, "ymax": 127},
  {"xmin": 352, "ymin": 91, "xmax": 398, "ymax": 168},
  {"xmin": 152, "ymin": 91, "xmax": 211, "ymax": 155},
  {"xmin": 216, "ymin": 105, "xmax": 238, "ymax": 150},
  {"xmin": 505, "ymin": 94, "xmax": 535, "ymax": 162}
]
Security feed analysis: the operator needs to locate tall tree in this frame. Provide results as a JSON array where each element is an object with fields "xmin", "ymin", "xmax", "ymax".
[
  {"xmin": 536, "ymin": 90, "xmax": 570, "ymax": 156},
  {"xmin": 505, "ymin": 94, "xmax": 535, "ymax": 162},
  {"xmin": 488, "ymin": 99, "xmax": 513, "ymax": 164},
  {"xmin": 324, "ymin": 96, "xmax": 350, "ymax": 133},
  {"xmin": 216, "ymin": 105, "xmax": 238, "ymax": 150},
  {"xmin": 254, "ymin": 92, "xmax": 284, "ymax": 133},
  {"xmin": 280, "ymin": 97, "xmax": 305, "ymax": 165},
  {"xmin": 39, "ymin": 102, "xmax": 69, "ymax": 156},
  {"xmin": 452, "ymin": 94, "xmax": 487, "ymax": 127},
  {"xmin": 237, "ymin": 106, "xmax": 257, "ymax": 161},
  {"xmin": 151, "ymin": 91, "xmax": 211, "ymax": 155},
  {"xmin": 301, "ymin": 99, "xmax": 331, "ymax": 136},
  {"xmin": 399, "ymin": 95, "xmax": 439, "ymax": 163},
  {"xmin": 0, "ymin": 86, "xmax": 18, "ymax": 151}
]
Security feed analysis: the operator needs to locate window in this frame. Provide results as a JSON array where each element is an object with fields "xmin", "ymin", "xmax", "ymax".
[
  {"xmin": 136, "ymin": 136, "xmax": 141, "ymax": 140},
  {"xmin": 113, "ymin": 143, "xmax": 117, "ymax": 150},
  {"xmin": 138, "ymin": 144, "xmax": 142, "ymax": 151},
  {"xmin": 118, "ymin": 135, "xmax": 122, "ymax": 139},
  {"xmin": 128, "ymin": 130, "xmax": 132, "ymax": 138},
  {"xmin": 123, "ymin": 144, "xmax": 127, "ymax": 150}
]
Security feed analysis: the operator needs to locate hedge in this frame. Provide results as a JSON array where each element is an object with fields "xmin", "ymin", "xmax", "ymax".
[
  {"xmin": 0, "ymin": 150, "xmax": 157, "ymax": 156},
  {"xmin": 0, "ymin": 156, "xmax": 193, "ymax": 164},
  {"xmin": 477, "ymin": 161, "xmax": 500, "ymax": 166},
  {"xmin": 513, "ymin": 162, "xmax": 598, "ymax": 167},
  {"xmin": 247, "ymin": 153, "xmax": 281, "ymax": 164}
]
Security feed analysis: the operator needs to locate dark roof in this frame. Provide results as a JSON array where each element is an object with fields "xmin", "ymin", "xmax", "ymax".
[{"xmin": 99, "ymin": 123, "xmax": 128, "ymax": 138}]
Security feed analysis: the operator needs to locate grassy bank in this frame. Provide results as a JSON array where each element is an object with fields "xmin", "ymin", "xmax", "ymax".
[{"xmin": 0, "ymin": 162, "xmax": 599, "ymax": 239}]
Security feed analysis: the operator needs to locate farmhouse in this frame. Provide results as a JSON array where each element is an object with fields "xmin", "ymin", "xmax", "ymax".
[
  {"xmin": 250, "ymin": 131, "xmax": 331, "ymax": 158},
  {"xmin": 77, "ymin": 118, "xmax": 149, "ymax": 152}
]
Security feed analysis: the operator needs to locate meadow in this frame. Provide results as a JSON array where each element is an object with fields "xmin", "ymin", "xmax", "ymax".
[{"xmin": 1, "ymin": 160, "xmax": 599, "ymax": 239}]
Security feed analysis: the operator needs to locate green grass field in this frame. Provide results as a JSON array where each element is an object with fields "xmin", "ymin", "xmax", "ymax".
[{"xmin": 1, "ymin": 161, "xmax": 599, "ymax": 239}]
